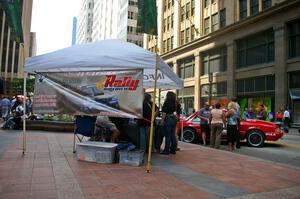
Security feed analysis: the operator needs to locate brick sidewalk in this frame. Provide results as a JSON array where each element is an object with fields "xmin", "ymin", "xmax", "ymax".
[{"xmin": 0, "ymin": 131, "xmax": 299, "ymax": 199}]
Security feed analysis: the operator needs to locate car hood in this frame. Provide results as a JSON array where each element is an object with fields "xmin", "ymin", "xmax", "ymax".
[{"xmin": 243, "ymin": 119, "xmax": 276, "ymax": 127}]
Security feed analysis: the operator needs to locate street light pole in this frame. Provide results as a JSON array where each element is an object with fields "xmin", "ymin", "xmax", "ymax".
[{"xmin": 209, "ymin": 72, "xmax": 213, "ymax": 105}]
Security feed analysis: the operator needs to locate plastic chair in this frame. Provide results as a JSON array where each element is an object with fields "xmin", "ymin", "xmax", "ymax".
[{"xmin": 73, "ymin": 116, "xmax": 97, "ymax": 153}]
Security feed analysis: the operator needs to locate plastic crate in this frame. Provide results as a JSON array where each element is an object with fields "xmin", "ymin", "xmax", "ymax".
[
  {"xmin": 118, "ymin": 150, "xmax": 144, "ymax": 166},
  {"xmin": 95, "ymin": 150, "xmax": 115, "ymax": 164},
  {"xmin": 77, "ymin": 141, "xmax": 117, "ymax": 163}
]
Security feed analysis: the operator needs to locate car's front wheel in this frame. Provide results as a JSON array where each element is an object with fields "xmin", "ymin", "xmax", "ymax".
[
  {"xmin": 246, "ymin": 130, "xmax": 265, "ymax": 147},
  {"xmin": 182, "ymin": 128, "xmax": 196, "ymax": 143}
]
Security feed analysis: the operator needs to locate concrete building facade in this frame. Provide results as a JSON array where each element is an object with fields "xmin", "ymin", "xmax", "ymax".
[
  {"xmin": 0, "ymin": 0, "xmax": 35, "ymax": 95},
  {"xmin": 90, "ymin": 0, "xmax": 143, "ymax": 47},
  {"xmin": 76, "ymin": 0, "xmax": 94, "ymax": 44},
  {"xmin": 145, "ymin": 0, "xmax": 300, "ymax": 124}
]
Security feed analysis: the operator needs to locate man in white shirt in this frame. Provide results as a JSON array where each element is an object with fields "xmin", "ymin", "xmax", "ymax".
[{"xmin": 283, "ymin": 107, "xmax": 291, "ymax": 128}]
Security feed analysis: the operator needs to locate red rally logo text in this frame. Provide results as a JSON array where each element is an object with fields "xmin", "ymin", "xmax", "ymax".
[{"xmin": 103, "ymin": 75, "xmax": 140, "ymax": 91}]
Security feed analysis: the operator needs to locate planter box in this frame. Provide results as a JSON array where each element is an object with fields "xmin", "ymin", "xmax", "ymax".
[{"xmin": 24, "ymin": 120, "xmax": 75, "ymax": 132}]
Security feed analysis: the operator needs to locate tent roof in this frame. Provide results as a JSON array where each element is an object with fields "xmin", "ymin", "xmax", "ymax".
[{"xmin": 25, "ymin": 39, "xmax": 183, "ymax": 89}]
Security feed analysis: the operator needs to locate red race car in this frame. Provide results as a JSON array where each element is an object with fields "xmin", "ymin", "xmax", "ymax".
[{"xmin": 177, "ymin": 111, "xmax": 284, "ymax": 147}]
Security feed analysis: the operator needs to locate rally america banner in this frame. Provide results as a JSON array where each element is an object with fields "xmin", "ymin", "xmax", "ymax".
[{"xmin": 33, "ymin": 70, "xmax": 143, "ymax": 118}]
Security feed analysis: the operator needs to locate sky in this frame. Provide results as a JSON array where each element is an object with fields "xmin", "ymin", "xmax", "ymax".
[{"xmin": 31, "ymin": 0, "xmax": 81, "ymax": 55}]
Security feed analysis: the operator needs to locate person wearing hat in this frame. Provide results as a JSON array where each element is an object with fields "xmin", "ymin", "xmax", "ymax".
[{"xmin": 138, "ymin": 93, "xmax": 158, "ymax": 152}]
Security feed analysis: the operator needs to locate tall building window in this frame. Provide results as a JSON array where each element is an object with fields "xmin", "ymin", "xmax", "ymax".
[
  {"xmin": 171, "ymin": 14, "xmax": 174, "ymax": 28},
  {"xmin": 236, "ymin": 75, "xmax": 275, "ymax": 94},
  {"xmin": 167, "ymin": 38, "xmax": 171, "ymax": 51},
  {"xmin": 179, "ymin": 57, "xmax": 195, "ymax": 79},
  {"xmin": 181, "ymin": 6, "xmax": 185, "ymax": 22},
  {"xmin": 237, "ymin": 29, "xmax": 274, "ymax": 68},
  {"xmin": 220, "ymin": 9, "xmax": 226, "ymax": 28},
  {"xmin": 186, "ymin": 28, "xmax": 190, "ymax": 43},
  {"xmin": 201, "ymin": 82, "xmax": 227, "ymax": 97},
  {"xmin": 181, "ymin": 30, "xmax": 185, "ymax": 45},
  {"xmin": 128, "ymin": 11, "xmax": 134, "ymax": 19},
  {"xmin": 168, "ymin": 0, "xmax": 171, "ymax": 8},
  {"xmin": 167, "ymin": 16, "xmax": 170, "ymax": 30},
  {"xmin": 205, "ymin": 0, "xmax": 210, "ymax": 8},
  {"xmin": 164, "ymin": 18, "xmax": 166, "ymax": 32},
  {"xmin": 164, "ymin": 40, "xmax": 167, "ymax": 52},
  {"xmin": 186, "ymin": 2, "xmax": 190, "ymax": 19},
  {"xmin": 204, "ymin": 17, "xmax": 210, "ymax": 35},
  {"xmin": 164, "ymin": 0, "xmax": 167, "ymax": 11},
  {"xmin": 288, "ymin": 18, "xmax": 300, "ymax": 58},
  {"xmin": 262, "ymin": 0, "xmax": 272, "ymax": 10},
  {"xmin": 191, "ymin": 0, "xmax": 195, "ymax": 16},
  {"xmin": 250, "ymin": 0, "xmax": 259, "ymax": 15},
  {"xmin": 191, "ymin": 25, "xmax": 195, "ymax": 40},
  {"xmin": 171, "ymin": 36, "xmax": 174, "ymax": 49},
  {"xmin": 239, "ymin": 0, "xmax": 247, "ymax": 19},
  {"xmin": 201, "ymin": 46, "xmax": 227, "ymax": 75},
  {"xmin": 212, "ymin": 13, "xmax": 218, "ymax": 32}
]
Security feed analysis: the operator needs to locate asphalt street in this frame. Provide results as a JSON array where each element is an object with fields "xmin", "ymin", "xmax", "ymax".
[{"xmin": 218, "ymin": 128, "xmax": 300, "ymax": 169}]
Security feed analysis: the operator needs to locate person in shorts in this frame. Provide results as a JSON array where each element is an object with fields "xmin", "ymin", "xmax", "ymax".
[{"xmin": 198, "ymin": 102, "xmax": 211, "ymax": 145}]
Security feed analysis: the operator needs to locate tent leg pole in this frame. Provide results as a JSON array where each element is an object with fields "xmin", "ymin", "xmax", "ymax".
[
  {"xmin": 23, "ymin": 72, "xmax": 27, "ymax": 155},
  {"xmin": 146, "ymin": 36, "xmax": 159, "ymax": 173}
]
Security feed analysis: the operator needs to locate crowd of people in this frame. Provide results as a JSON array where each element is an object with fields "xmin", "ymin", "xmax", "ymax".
[
  {"xmin": 137, "ymin": 91, "xmax": 180, "ymax": 155},
  {"xmin": 1, "ymin": 93, "xmax": 292, "ymax": 154},
  {"xmin": 0, "ymin": 95, "xmax": 32, "ymax": 130},
  {"xmin": 198, "ymin": 97, "xmax": 241, "ymax": 151}
]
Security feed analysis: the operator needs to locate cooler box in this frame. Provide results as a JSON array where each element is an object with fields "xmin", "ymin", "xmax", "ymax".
[
  {"xmin": 77, "ymin": 141, "xmax": 117, "ymax": 164},
  {"xmin": 118, "ymin": 150, "xmax": 144, "ymax": 166}
]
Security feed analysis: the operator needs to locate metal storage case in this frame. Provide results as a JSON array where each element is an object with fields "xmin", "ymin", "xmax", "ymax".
[{"xmin": 77, "ymin": 141, "xmax": 117, "ymax": 164}]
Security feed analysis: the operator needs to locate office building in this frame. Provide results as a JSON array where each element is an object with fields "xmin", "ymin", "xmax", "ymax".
[
  {"xmin": 144, "ymin": 0, "xmax": 300, "ymax": 124},
  {"xmin": 76, "ymin": 0, "xmax": 94, "ymax": 44},
  {"xmin": 0, "ymin": 0, "xmax": 35, "ymax": 95},
  {"xmin": 91, "ymin": 0, "xmax": 143, "ymax": 46},
  {"xmin": 72, "ymin": 17, "xmax": 77, "ymax": 46}
]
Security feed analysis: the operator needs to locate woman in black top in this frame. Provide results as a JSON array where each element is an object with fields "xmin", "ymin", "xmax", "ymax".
[{"xmin": 159, "ymin": 91, "xmax": 179, "ymax": 155}]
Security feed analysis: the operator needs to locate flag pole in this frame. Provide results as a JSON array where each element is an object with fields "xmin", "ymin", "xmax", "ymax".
[{"xmin": 146, "ymin": 35, "xmax": 159, "ymax": 173}]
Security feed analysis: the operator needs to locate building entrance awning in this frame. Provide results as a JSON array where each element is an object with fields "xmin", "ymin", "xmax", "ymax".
[{"xmin": 289, "ymin": 89, "xmax": 300, "ymax": 100}]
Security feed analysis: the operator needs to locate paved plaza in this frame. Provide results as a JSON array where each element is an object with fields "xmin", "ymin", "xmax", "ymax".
[{"xmin": 0, "ymin": 130, "xmax": 299, "ymax": 199}]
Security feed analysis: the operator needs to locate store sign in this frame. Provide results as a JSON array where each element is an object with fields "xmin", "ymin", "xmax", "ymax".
[{"xmin": 33, "ymin": 70, "xmax": 143, "ymax": 118}]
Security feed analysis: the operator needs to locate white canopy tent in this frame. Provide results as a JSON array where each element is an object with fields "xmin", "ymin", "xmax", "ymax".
[
  {"xmin": 24, "ymin": 39, "xmax": 183, "ymax": 89},
  {"xmin": 22, "ymin": 39, "xmax": 183, "ymax": 156}
]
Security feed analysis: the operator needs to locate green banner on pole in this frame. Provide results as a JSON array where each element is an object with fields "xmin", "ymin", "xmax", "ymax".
[
  {"xmin": 137, "ymin": 0, "xmax": 158, "ymax": 35},
  {"xmin": 0, "ymin": 0, "xmax": 23, "ymax": 43}
]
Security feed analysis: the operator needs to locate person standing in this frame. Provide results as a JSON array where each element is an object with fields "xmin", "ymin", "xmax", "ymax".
[
  {"xmin": 0, "ymin": 97, "xmax": 11, "ymax": 121},
  {"xmin": 257, "ymin": 104, "xmax": 267, "ymax": 120},
  {"xmin": 209, "ymin": 103, "xmax": 225, "ymax": 149},
  {"xmin": 12, "ymin": 100, "xmax": 24, "ymax": 130},
  {"xmin": 198, "ymin": 102, "xmax": 211, "ymax": 146},
  {"xmin": 283, "ymin": 107, "xmax": 291, "ymax": 129},
  {"xmin": 248, "ymin": 107, "xmax": 256, "ymax": 119},
  {"xmin": 244, "ymin": 108, "xmax": 249, "ymax": 120},
  {"xmin": 225, "ymin": 106, "xmax": 239, "ymax": 151},
  {"xmin": 138, "ymin": 93, "xmax": 158, "ymax": 152},
  {"xmin": 276, "ymin": 108, "xmax": 284, "ymax": 122},
  {"xmin": 159, "ymin": 91, "xmax": 179, "ymax": 155},
  {"xmin": 228, "ymin": 97, "xmax": 241, "ymax": 148}
]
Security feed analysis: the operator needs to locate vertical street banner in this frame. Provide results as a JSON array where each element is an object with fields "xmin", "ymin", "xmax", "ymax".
[
  {"xmin": 137, "ymin": 0, "xmax": 157, "ymax": 35},
  {"xmin": 0, "ymin": 0, "xmax": 23, "ymax": 43},
  {"xmin": 33, "ymin": 70, "xmax": 143, "ymax": 118}
]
